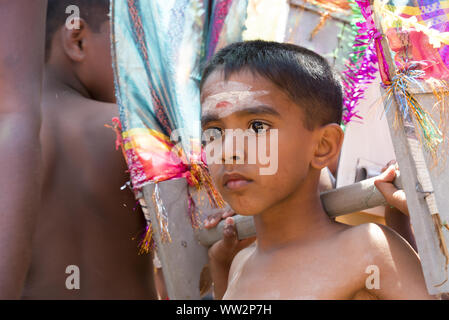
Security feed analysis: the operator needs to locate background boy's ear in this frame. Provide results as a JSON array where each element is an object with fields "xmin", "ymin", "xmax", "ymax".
[
  {"xmin": 311, "ymin": 123, "xmax": 344, "ymax": 170},
  {"xmin": 61, "ymin": 18, "xmax": 89, "ymax": 62}
]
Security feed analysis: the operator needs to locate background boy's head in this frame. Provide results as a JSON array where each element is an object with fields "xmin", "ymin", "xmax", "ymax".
[
  {"xmin": 46, "ymin": 0, "xmax": 114, "ymax": 103},
  {"xmin": 200, "ymin": 40, "xmax": 344, "ymax": 215}
]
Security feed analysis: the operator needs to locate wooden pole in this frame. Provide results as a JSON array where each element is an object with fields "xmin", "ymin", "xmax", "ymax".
[
  {"xmin": 369, "ymin": 0, "xmax": 449, "ymax": 294},
  {"xmin": 197, "ymin": 175, "xmax": 402, "ymax": 246}
]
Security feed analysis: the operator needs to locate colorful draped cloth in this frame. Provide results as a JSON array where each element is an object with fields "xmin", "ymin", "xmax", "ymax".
[
  {"xmin": 381, "ymin": 0, "xmax": 449, "ymax": 79},
  {"xmin": 111, "ymin": 0, "xmax": 248, "ymax": 189}
]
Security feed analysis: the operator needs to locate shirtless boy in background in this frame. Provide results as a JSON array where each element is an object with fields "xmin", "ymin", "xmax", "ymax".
[
  {"xmin": 201, "ymin": 41, "xmax": 434, "ymax": 299},
  {"xmin": 21, "ymin": 1, "xmax": 156, "ymax": 299}
]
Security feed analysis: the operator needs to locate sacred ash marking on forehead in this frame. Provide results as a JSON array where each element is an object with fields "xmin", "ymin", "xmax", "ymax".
[{"xmin": 202, "ymin": 81, "xmax": 269, "ymax": 119}]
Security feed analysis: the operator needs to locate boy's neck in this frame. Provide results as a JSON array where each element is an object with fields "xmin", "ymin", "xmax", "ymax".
[
  {"xmin": 44, "ymin": 63, "xmax": 91, "ymax": 100},
  {"xmin": 253, "ymin": 174, "xmax": 335, "ymax": 253}
]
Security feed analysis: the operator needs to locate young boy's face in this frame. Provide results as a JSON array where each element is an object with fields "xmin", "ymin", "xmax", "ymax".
[{"xmin": 201, "ymin": 70, "xmax": 322, "ymax": 216}]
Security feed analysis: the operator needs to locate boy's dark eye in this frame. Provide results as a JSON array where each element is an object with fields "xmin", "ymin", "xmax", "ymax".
[
  {"xmin": 202, "ymin": 127, "xmax": 223, "ymax": 145},
  {"xmin": 249, "ymin": 121, "xmax": 269, "ymax": 134}
]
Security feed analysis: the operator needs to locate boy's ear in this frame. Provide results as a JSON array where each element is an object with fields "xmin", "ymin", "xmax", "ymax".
[
  {"xmin": 61, "ymin": 19, "xmax": 89, "ymax": 62},
  {"xmin": 311, "ymin": 123, "xmax": 344, "ymax": 170}
]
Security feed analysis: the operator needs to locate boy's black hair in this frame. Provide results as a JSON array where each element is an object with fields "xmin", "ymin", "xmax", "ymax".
[
  {"xmin": 46, "ymin": 0, "xmax": 110, "ymax": 61},
  {"xmin": 200, "ymin": 40, "xmax": 343, "ymax": 128}
]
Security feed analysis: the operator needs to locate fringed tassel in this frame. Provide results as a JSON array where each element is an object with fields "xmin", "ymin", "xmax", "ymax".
[
  {"xmin": 432, "ymin": 214, "xmax": 449, "ymax": 287},
  {"xmin": 384, "ymin": 70, "xmax": 444, "ymax": 159},
  {"xmin": 444, "ymin": 220, "xmax": 449, "ymax": 232},
  {"xmin": 152, "ymin": 183, "xmax": 172, "ymax": 243},
  {"xmin": 430, "ymin": 81, "xmax": 449, "ymax": 168},
  {"xmin": 105, "ymin": 117, "xmax": 128, "ymax": 164},
  {"xmin": 404, "ymin": 90, "xmax": 443, "ymax": 155},
  {"xmin": 137, "ymin": 183, "xmax": 172, "ymax": 254},
  {"xmin": 309, "ymin": 12, "xmax": 330, "ymax": 40},
  {"xmin": 338, "ymin": 0, "xmax": 379, "ymax": 124},
  {"xmin": 138, "ymin": 222, "xmax": 154, "ymax": 255},
  {"xmin": 189, "ymin": 163, "xmax": 225, "ymax": 209},
  {"xmin": 187, "ymin": 191, "xmax": 201, "ymax": 230}
]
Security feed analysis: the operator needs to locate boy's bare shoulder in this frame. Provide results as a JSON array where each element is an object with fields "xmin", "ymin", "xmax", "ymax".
[
  {"xmin": 228, "ymin": 242, "xmax": 257, "ymax": 282},
  {"xmin": 41, "ymin": 90, "xmax": 125, "ymax": 189},
  {"xmin": 43, "ymin": 91, "xmax": 119, "ymax": 147},
  {"xmin": 339, "ymin": 222, "xmax": 392, "ymax": 246},
  {"xmin": 338, "ymin": 222, "xmax": 416, "ymax": 263},
  {"xmin": 338, "ymin": 222, "xmax": 433, "ymax": 299},
  {"xmin": 347, "ymin": 222, "xmax": 414, "ymax": 248},
  {"xmin": 233, "ymin": 242, "xmax": 256, "ymax": 265}
]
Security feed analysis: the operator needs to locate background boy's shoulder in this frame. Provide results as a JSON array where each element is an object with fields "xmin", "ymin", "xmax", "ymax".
[
  {"xmin": 41, "ymin": 91, "xmax": 125, "ymax": 192},
  {"xmin": 43, "ymin": 90, "xmax": 119, "ymax": 146}
]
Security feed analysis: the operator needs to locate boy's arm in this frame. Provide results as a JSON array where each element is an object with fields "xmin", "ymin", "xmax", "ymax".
[
  {"xmin": 374, "ymin": 163, "xmax": 417, "ymax": 250},
  {"xmin": 0, "ymin": 0, "xmax": 47, "ymax": 298},
  {"xmin": 384, "ymin": 206, "xmax": 417, "ymax": 251},
  {"xmin": 367, "ymin": 224, "xmax": 435, "ymax": 299},
  {"xmin": 205, "ymin": 213, "xmax": 256, "ymax": 299}
]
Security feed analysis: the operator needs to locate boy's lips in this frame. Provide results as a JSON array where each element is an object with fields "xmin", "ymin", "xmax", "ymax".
[{"xmin": 222, "ymin": 172, "xmax": 253, "ymax": 190}]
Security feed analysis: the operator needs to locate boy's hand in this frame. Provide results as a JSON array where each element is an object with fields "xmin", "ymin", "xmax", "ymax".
[
  {"xmin": 374, "ymin": 161, "xmax": 409, "ymax": 216},
  {"xmin": 204, "ymin": 209, "xmax": 235, "ymax": 230},
  {"xmin": 205, "ymin": 210, "xmax": 256, "ymax": 265},
  {"xmin": 204, "ymin": 210, "xmax": 256, "ymax": 299}
]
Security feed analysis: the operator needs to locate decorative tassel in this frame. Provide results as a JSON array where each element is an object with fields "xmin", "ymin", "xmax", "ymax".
[
  {"xmin": 189, "ymin": 162, "xmax": 225, "ymax": 209},
  {"xmin": 138, "ymin": 222, "xmax": 154, "ymax": 255},
  {"xmin": 152, "ymin": 183, "xmax": 172, "ymax": 244},
  {"xmin": 444, "ymin": 220, "xmax": 449, "ymax": 232},
  {"xmin": 105, "ymin": 117, "xmax": 128, "ymax": 163},
  {"xmin": 309, "ymin": 12, "xmax": 330, "ymax": 40},
  {"xmin": 339, "ymin": 0, "xmax": 379, "ymax": 124},
  {"xmin": 432, "ymin": 214, "xmax": 449, "ymax": 287},
  {"xmin": 384, "ymin": 68, "xmax": 444, "ymax": 159}
]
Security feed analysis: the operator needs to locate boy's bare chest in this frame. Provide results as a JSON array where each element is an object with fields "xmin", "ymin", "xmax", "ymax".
[{"xmin": 223, "ymin": 247, "xmax": 368, "ymax": 300}]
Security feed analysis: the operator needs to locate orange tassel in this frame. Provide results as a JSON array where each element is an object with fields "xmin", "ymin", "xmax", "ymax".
[
  {"xmin": 138, "ymin": 222, "xmax": 154, "ymax": 255},
  {"xmin": 310, "ymin": 12, "xmax": 330, "ymax": 40},
  {"xmin": 432, "ymin": 214, "xmax": 449, "ymax": 287}
]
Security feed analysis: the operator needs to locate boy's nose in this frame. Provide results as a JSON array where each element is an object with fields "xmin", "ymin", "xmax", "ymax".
[{"xmin": 222, "ymin": 131, "xmax": 245, "ymax": 164}]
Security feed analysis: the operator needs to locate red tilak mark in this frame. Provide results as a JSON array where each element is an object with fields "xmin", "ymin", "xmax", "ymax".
[{"xmin": 216, "ymin": 101, "xmax": 231, "ymax": 109}]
